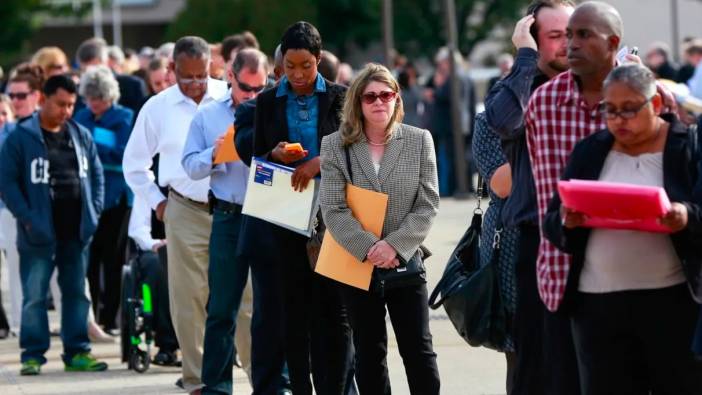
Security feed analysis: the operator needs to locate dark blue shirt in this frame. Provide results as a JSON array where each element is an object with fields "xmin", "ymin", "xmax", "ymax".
[
  {"xmin": 484, "ymin": 48, "xmax": 549, "ymax": 227},
  {"xmin": 276, "ymin": 74, "xmax": 326, "ymax": 161}
]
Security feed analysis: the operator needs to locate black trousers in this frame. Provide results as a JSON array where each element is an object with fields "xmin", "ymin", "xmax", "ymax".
[
  {"xmin": 276, "ymin": 228, "xmax": 353, "ymax": 395},
  {"xmin": 341, "ymin": 282, "xmax": 440, "ymax": 395},
  {"xmin": 572, "ymin": 284, "xmax": 702, "ymax": 395},
  {"xmin": 512, "ymin": 224, "xmax": 580, "ymax": 395},
  {"xmin": 88, "ymin": 200, "xmax": 130, "ymax": 329},
  {"xmin": 138, "ymin": 248, "xmax": 178, "ymax": 351}
]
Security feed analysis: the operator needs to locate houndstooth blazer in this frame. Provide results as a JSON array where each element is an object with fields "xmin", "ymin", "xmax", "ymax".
[{"xmin": 319, "ymin": 123, "xmax": 439, "ymax": 263}]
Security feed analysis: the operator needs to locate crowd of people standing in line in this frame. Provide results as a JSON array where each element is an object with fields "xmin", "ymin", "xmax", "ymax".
[{"xmin": 2, "ymin": 1, "xmax": 702, "ymax": 395}]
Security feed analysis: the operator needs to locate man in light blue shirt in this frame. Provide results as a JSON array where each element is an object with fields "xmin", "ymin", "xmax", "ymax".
[{"xmin": 181, "ymin": 48, "xmax": 268, "ymax": 395}]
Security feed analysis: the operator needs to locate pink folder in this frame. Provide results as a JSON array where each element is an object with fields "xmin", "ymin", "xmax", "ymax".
[{"xmin": 557, "ymin": 179, "xmax": 673, "ymax": 233}]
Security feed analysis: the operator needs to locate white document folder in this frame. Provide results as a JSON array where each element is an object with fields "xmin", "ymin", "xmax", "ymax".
[{"xmin": 242, "ymin": 157, "xmax": 318, "ymax": 236}]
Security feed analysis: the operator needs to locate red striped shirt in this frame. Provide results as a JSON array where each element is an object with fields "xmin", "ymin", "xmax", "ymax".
[{"xmin": 525, "ymin": 70, "xmax": 607, "ymax": 311}]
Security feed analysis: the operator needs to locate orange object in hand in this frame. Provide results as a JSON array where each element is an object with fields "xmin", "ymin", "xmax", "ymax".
[{"xmin": 284, "ymin": 143, "xmax": 304, "ymax": 153}]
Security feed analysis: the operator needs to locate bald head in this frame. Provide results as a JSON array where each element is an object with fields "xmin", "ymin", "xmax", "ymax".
[{"xmin": 573, "ymin": 1, "xmax": 623, "ymax": 38}]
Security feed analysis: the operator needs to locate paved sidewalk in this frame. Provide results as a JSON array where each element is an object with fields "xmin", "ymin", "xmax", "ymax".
[{"xmin": 0, "ymin": 198, "xmax": 508, "ymax": 395}]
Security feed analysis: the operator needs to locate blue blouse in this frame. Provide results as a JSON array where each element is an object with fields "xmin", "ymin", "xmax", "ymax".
[{"xmin": 276, "ymin": 74, "xmax": 326, "ymax": 161}]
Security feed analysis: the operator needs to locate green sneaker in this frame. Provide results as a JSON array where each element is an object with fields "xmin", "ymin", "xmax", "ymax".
[
  {"xmin": 20, "ymin": 359, "xmax": 41, "ymax": 375},
  {"xmin": 64, "ymin": 352, "xmax": 108, "ymax": 372}
]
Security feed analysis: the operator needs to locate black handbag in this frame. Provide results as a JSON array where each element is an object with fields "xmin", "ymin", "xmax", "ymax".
[
  {"xmin": 373, "ymin": 249, "xmax": 427, "ymax": 296},
  {"xmin": 427, "ymin": 178, "xmax": 507, "ymax": 350}
]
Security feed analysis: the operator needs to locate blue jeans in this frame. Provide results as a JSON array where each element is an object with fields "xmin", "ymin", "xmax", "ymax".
[
  {"xmin": 19, "ymin": 239, "xmax": 91, "ymax": 364},
  {"xmin": 202, "ymin": 208, "xmax": 249, "ymax": 395}
]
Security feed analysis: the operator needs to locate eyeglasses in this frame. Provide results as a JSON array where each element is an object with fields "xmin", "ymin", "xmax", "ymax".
[
  {"xmin": 8, "ymin": 92, "xmax": 32, "ymax": 101},
  {"xmin": 600, "ymin": 95, "xmax": 654, "ymax": 120},
  {"xmin": 234, "ymin": 74, "xmax": 266, "ymax": 93},
  {"xmin": 296, "ymin": 96, "xmax": 310, "ymax": 121},
  {"xmin": 179, "ymin": 77, "xmax": 208, "ymax": 85},
  {"xmin": 361, "ymin": 91, "xmax": 397, "ymax": 105}
]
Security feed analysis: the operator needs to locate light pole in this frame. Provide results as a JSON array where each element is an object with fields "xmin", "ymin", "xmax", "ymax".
[
  {"xmin": 443, "ymin": 0, "xmax": 469, "ymax": 197},
  {"xmin": 382, "ymin": 0, "xmax": 394, "ymax": 68}
]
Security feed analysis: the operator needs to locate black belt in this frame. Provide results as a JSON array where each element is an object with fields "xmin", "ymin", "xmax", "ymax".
[
  {"xmin": 168, "ymin": 187, "xmax": 209, "ymax": 211},
  {"xmin": 211, "ymin": 197, "xmax": 242, "ymax": 214}
]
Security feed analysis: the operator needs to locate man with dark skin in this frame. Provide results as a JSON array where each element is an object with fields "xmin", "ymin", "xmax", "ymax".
[
  {"xmin": 123, "ymin": 36, "xmax": 228, "ymax": 394},
  {"xmin": 526, "ymin": 3, "xmax": 674, "ymax": 392}
]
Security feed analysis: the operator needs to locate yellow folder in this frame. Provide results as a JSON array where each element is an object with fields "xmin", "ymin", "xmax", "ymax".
[
  {"xmin": 315, "ymin": 184, "xmax": 388, "ymax": 290},
  {"xmin": 214, "ymin": 124, "xmax": 240, "ymax": 164}
]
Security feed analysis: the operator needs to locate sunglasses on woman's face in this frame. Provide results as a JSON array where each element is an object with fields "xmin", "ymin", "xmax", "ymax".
[{"xmin": 361, "ymin": 91, "xmax": 397, "ymax": 105}]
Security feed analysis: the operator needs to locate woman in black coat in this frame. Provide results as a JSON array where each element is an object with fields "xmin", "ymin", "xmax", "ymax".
[
  {"xmin": 543, "ymin": 64, "xmax": 702, "ymax": 395},
  {"xmin": 252, "ymin": 21, "xmax": 353, "ymax": 395}
]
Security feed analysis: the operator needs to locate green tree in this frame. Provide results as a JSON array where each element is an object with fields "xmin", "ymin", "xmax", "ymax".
[
  {"xmin": 0, "ymin": 0, "xmax": 88, "ymax": 67},
  {"xmin": 166, "ymin": 0, "xmax": 531, "ymax": 61}
]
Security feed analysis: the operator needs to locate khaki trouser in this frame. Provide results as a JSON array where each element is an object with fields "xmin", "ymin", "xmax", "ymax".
[
  {"xmin": 164, "ymin": 191, "xmax": 254, "ymax": 390},
  {"xmin": 164, "ymin": 192, "xmax": 211, "ymax": 392}
]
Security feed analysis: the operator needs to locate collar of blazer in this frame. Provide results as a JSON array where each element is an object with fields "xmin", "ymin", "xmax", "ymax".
[
  {"xmin": 350, "ymin": 124, "xmax": 406, "ymax": 192},
  {"xmin": 272, "ymin": 79, "xmax": 343, "ymax": 140}
]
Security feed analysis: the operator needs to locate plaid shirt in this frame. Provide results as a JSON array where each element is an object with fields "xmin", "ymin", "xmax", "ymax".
[{"xmin": 525, "ymin": 71, "xmax": 607, "ymax": 311}]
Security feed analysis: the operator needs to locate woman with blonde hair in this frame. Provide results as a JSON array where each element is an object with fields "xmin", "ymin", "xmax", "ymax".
[
  {"xmin": 31, "ymin": 47, "xmax": 69, "ymax": 77},
  {"xmin": 320, "ymin": 63, "xmax": 441, "ymax": 394}
]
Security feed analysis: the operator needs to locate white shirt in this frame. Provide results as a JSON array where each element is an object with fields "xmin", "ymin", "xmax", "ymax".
[
  {"xmin": 123, "ymin": 79, "xmax": 228, "ymax": 208},
  {"xmin": 579, "ymin": 150, "xmax": 685, "ymax": 293},
  {"xmin": 128, "ymin": 195, "xmax": 158, "ymax": 251}
]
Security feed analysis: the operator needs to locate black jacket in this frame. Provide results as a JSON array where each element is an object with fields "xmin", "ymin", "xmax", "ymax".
[
  {"xmin": 253, "ymin": 79, "xmax": 346, "ymax": 162},
  {"xmin": 234, "ymin": 98, "xmax": 256, "ymax": 167},
  {"xmin": 543, "ymin": 115, "xmax": 702, "ymax": 306}
]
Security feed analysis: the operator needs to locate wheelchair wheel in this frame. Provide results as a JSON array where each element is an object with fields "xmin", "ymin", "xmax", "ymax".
[
  {"xmin": 130, "ymin": 348, "xmax": 150, "ymax": 373},
  {"xmin": 120, "ymin": 264, "xmax": 136, "ymax": 364}
]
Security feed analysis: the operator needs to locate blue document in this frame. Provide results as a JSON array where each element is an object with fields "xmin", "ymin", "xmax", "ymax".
[{"xmin": 93, "ymin": 127, "xmax": 117, "ymax": 148}]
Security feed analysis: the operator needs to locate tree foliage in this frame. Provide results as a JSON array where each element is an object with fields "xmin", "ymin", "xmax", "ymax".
[
  {"xmin": 166, "ymin": 0, "xmax": 530, "ymax": 60},
  {"xmin": 0, "ymin": 0, "xmax": 89, "ymax": 67}
]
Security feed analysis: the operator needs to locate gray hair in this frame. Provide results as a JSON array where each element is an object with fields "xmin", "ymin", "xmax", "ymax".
[
  {"xmin": 107, "ymin": 45, "xmax": 125, "ymax": 65},
  {"xmin": 173, "ymin": 36, "xmax": 210, "ymax": 61},
  {"xmin": 603, "ymin": 64, "xmax": 656, "ymax": 98},
  {"xmin": 156, "ymin": 42, "xmax": 175, "ymax": 59},
  {"xmin": 76, "ymin": 38, "xmax": 108, "ymax": 65},
  {"xmin": 273, "ymin": 44, "xmax": 283, "ymax": 69},
  {"xmin": 79, "ymin": 65, "xmax": 121, "ymax": 104},
  {"xmin": 232, "ymin": 48, "xmax": 268, "ymax": 75}
]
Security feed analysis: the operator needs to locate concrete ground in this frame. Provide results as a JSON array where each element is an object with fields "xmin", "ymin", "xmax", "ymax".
[{"xmin": 0, "ymin": 197, "xmax": 508, "ymax": 395}]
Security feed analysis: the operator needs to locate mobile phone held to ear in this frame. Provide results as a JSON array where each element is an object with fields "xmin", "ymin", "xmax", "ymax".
[{"xmin": 616, "ymin": 46, "xmax": 639, "ymax": 63}]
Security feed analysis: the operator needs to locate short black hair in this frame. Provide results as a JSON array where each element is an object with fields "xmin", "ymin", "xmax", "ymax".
[
  {"xmin": 76, "ymin": 37, "xmax": 107, "ymax": 65},
  {"xmin": 43, "ymin": 74, "xmax": 77, "ymax": 96},
  {"xmin": 280, "ymin": 21, "xmax": 322, "ymax": 57},
  {"xmin": 173, "ymin": 36, "xmax": 210, "ymax": 61}
]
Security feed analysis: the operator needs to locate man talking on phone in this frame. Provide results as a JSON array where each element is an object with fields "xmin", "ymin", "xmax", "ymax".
[{"xmin": 483, "ymin": 1, "xmax": 576, "ymax": 394}]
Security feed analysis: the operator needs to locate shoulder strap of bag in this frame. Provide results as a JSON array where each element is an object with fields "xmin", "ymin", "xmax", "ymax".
[
  {"xmin": 344, "ymin": 145, "xmax": 353, "ymax": 182},
  {"xmin": 428, "ymin": 178, "xmax": 485, "ymax": 308}
]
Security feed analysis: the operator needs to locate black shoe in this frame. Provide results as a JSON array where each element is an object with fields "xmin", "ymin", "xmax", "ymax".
[
  {"xmin": 153, "ymin": 350, "xmax": 181, "ymax": 367},
  {"xmin": 175, "ymin": 378, "xmax": 184, "ymax": 390}
]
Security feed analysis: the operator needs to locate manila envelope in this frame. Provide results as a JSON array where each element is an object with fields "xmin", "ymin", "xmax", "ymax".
[
  {"xmin": 214, "ymin": 124, "xmax": 240, "ymax": 164},
  {"xmin": 315, "ymin": 184, "xmax": 388, "ymax": 290}
]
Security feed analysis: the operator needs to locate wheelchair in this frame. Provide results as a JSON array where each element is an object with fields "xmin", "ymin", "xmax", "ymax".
[{"xmin": 120, "ymin": 246, "xmax": 157, "ymax": 373}]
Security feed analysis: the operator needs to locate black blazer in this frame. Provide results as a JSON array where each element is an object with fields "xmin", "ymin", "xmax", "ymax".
[
  {"xmin": 116, "ymin": 73, "xmax": 148, "ymax": 115},
  {"xmin": 253, "ymin": 78, "xmax": 347, "ymax": 163},
  {"xmin": 543, "ymin": 115, "xmax": 702, "ymax": 307},
  {"xmin": 234, "ymin": 98, "xmax": 256, "ymax": 167}
]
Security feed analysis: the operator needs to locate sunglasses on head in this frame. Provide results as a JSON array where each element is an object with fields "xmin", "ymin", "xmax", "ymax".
[
  {"xmin": 8, "ymin": 92, "xmax": 31, "ymax": 101},
  {"xmin": 361, "ymin": 91, "xmax": 397, "ymax": 105},
  {"xmin": 235, "ymin": 74, "xmax": 266, "ymax": 93}
]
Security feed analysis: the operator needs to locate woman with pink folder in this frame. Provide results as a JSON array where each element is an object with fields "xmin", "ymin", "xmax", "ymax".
[{"xmin": 543, "ymin": 64, "xmax": 702, "ymax": 394}]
